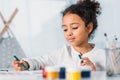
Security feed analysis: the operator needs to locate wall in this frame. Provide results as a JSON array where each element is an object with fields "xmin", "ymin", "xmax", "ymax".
[{"xmin": 0, "ymin": 0, "xmax": 120, "ymax": 57}]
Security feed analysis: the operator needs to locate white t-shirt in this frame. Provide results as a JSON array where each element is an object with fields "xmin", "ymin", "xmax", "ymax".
[{"xmin": 23, "ymin": 44, "xmax": 106, "ymax": 71}]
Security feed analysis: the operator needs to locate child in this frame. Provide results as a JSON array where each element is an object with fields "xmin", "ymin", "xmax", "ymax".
[{"xmin": 13, "ymin": 0, "xmax": 106, "ymax": 71}]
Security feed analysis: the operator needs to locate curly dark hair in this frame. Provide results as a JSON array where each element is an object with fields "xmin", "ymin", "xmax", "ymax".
[{"xmin": 62, "ymin": 0, "xmax": 101, "ymax": 40}]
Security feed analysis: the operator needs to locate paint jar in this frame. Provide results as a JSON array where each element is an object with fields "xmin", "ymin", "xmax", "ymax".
[
  {"xmin": 67, "ymin": 67, "xmax": 81, "ymax": 80},
  {"xmin": 45, "ymin": 66, "xmax": 59, "ymax": 80},
  {"xmin": 81, "ymin": 66, "xmax": 91, "ymax": 78},
  {"xmin": 59, "ymin": 67, "xmax": 66, "ymax": 79},
  {"xmin": 42, "ymin": 68, "xmax": 46, "ymax": 78}
]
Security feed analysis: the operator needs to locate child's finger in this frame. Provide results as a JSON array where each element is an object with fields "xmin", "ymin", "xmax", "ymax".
[
  {"xmin": 82, "ymin": 57, "xmax": 90, "ymax": 61},
  {"xmin": 13, "ymin": 60, "xmax": 20, "ymax": 64},
  {"xmin": 80, "ymin": 57, "xmax": 92, "ymax": 66},
  {"xmin": 19, "ymin": 60, "xmax": 24, "ymax": 63},
  {"xmin": 18, "ymin": 66, "xmax": 24, "ymax": 71}
]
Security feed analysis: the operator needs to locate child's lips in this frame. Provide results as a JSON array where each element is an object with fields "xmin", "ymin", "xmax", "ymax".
[{"xmin": 68, "ymin": 38, "xmax": 75, "ymax": 42}]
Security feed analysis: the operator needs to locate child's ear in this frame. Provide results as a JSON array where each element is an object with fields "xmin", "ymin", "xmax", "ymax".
[{"xmin": 87, "ymin": 22, "xmax": 93, "ymax": 34}]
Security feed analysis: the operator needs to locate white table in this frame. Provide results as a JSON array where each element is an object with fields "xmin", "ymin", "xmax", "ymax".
[
  {"xmin": 0, "ymin": 71, "xmax": 120, "ymax": 80},
  {"xmin": 90, "ymin": 71, "xmax": 120, "ymax": 80}
]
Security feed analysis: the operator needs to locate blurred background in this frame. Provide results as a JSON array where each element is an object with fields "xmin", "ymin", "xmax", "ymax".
[{"xmin": 0, "ymin": 0, "xmax": 120, "ymax": 57}]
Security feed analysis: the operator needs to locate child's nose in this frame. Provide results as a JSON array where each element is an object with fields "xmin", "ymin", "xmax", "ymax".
[{"xmin": 66, "ymin": 29, "xmax": 73, "ymax": 36}]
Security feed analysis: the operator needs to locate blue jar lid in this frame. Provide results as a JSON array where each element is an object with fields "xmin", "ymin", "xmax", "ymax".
[{"xmin": 59, "ymin": 67, "xmax": 66, "ymax": 79}]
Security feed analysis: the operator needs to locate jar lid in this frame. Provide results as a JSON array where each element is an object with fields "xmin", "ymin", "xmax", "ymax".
[
  {"xmin": 59, "ymin": 67, "xmax": 66, "ymax": 79},
  {"xmin": 45, "ymin": 66, "xmax": 59, "ymax": 72},
  {"xmin": 66, "ymin": 67, "xmax": 81, "ymax": 72},
  {"xmin": 81, "ymin": 66, "xmax": 91, "ymax": 71}
]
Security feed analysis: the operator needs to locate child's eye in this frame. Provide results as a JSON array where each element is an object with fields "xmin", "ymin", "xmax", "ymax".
[
  {"xmin": 63, "ymin": 29, "xmax": 67, "ymax": 32},
  {"xmin": 72, "ymin": 27, "xmax": 78, "ymax": 29}
]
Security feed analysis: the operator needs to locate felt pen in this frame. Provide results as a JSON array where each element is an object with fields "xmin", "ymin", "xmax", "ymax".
[
  {"xmin": 78, "ymin": 54, "xmax": 83, "ymax": 63},
  {"xmin": 0, "ymin": 70, "xmax": 8, "ymax": 72},
  {"xmin": 13, "ymin": 55, "xmax": 29, "ymax": 70}
]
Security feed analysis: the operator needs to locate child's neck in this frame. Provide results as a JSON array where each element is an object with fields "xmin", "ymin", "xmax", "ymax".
[{"xmin": 73, "ymin": 43, "xmax": 94, "ymax": 55}]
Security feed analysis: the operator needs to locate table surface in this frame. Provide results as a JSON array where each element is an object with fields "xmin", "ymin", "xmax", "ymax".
[{"xmin": 0, "ymin": 70, "xmax": 120, "ymax": 80}]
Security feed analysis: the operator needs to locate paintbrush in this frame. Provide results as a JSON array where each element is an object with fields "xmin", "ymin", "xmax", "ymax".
[{"xmin": 104, "ymin": 33, "xmax": 112, "ymax": 49}]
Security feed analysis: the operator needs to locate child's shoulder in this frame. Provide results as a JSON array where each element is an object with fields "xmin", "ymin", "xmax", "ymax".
[
  {"xmin": 94, "ymin": 46, "xmax": 105, "ymax": 53},
  {"xmin": 92, "ymin": 44, "xmax": 106, "ymax": 56}
]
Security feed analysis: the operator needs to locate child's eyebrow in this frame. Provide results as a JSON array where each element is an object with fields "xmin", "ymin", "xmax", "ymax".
[
  {"xmin": 62, "ymin": 23, "xmax": 79, "ymax": 27},
  {"xmin": 62, "ymin": 24, "xmax": 66, "ymax": 27},
  {"xmin": 70, "ymin": 23, "xmax": 79, "ymax": 26}
]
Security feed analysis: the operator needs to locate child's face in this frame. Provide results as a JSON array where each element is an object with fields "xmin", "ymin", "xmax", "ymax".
[{"xmin": 62, "ymin": 13, "xmax": 92, "ymax": 47}]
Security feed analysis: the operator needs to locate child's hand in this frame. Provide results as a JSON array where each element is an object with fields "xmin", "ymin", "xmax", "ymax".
[
  {"xmin": 12, "ymin": 60, "xmax": 29, "ymax": 71},
  {"xmin": 40, "ymin": 66, "xmax": 45, "ymax": 70},
  {"xmin": 80, "ymin": 57, "xmax": 96, "ymax": 71}
]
